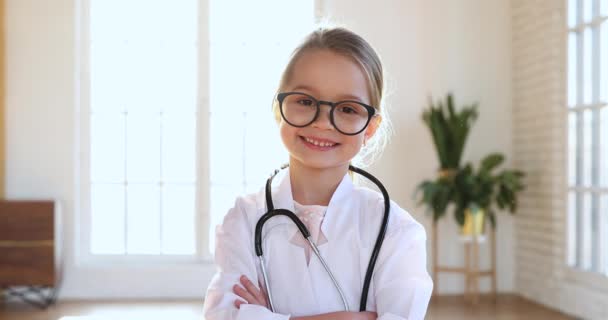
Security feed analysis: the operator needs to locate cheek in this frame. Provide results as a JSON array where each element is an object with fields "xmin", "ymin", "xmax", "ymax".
[
  {"xmin": 345, "ymin": 135, "xmax": 365, "ymax": 151},
  {"xmin": 279, "ymin": 121, "xmax": 296, "ymax": 143}
]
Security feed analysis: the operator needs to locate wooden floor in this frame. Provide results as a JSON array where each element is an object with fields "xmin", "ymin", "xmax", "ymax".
[{"xmin": 0, "ymin": 294, "xmax": 575, "ymax": 320}]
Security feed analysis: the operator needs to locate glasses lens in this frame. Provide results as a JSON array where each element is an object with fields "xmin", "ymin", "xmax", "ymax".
[
  {"xmin": 281, "ymin": 93, "xmax": 318, "ymax": 126},
  {"xmin": 333, "ymin": 101, "xmax": 371, "ymax": 134}
]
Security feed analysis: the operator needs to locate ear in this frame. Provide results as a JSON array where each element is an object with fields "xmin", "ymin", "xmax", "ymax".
[{"xmin": 364, "ymin": 114, "xmax": 382, "ymax": 141}]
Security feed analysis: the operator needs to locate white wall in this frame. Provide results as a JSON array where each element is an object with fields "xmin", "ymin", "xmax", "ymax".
[{"xmin": 5, "ymin": 0, "xmax": 514, "ymax": 298}]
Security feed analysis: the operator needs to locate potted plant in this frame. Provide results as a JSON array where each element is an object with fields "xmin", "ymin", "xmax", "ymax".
[
  {"xmin": 415, "ymin": 93, "xmax": 478, "ymax": 221},
  {"xmin": 452, "ymin": 154, "xmax": 525, "ymax": 234},
  {"xmin": 415, "ymin": 94, "xmax": 525, "ymax": 234}
]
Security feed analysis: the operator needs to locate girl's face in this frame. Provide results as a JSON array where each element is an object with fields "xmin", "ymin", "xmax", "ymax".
[{"xmin": 279, "ymin": 49, "xmax": 380, "ymax": 171}]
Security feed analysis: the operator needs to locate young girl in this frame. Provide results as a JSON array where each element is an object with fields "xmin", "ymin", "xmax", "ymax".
[{"xmin": 203, "ymin": 27, "xmax": 433, "ymax": 320}]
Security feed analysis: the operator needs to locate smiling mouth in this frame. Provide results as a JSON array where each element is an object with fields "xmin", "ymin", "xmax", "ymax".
[{"xmin": 300, "ymin": 136, "xmax": 340, "ymax": 148}]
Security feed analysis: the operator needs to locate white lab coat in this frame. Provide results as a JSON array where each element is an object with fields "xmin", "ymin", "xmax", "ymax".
[{"xmin": 203, "ymin": 169, "xmax": 433, "ymax": 320}]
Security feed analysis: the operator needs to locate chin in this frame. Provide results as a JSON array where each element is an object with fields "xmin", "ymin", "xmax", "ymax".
[{"xmin": 294, "ymin": 158, "xmax": 350, "ymax": 171}]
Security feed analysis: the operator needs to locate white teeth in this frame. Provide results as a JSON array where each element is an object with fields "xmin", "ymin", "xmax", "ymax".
[{"xmin": 305, "ymin": 137, "xmax": 335, "ymax": 147}]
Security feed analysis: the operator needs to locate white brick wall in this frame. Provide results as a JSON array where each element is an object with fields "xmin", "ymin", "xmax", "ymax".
[{"xmin": 511, "ymin": 1, "xmax": 608, "ymax": 319}]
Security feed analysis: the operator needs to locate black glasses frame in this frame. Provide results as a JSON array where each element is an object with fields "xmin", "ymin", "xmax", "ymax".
[{"xmin": 277, "ymin": 91, "xmax": 376, "ymax": 136}]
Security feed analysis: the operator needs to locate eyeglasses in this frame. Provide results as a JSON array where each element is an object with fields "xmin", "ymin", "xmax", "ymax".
[{"xmin": 277, "ymin": 92, "xmax": 377, "ymax": 135}]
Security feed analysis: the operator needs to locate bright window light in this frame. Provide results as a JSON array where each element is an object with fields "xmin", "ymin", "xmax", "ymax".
[{"xmin": 88, "ymin": 0, "xmax": 198, "ymax": 255}]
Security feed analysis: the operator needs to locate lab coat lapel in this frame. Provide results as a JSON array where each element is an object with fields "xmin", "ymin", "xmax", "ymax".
[
  {"xmin": 321, "ymin": 173, "xmax": 354, "ymax": 242},
  {"xmin": 313, "ymin": 174, "xmax": 360, "ymax": 312}
]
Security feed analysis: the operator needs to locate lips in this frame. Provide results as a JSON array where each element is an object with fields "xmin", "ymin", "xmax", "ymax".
[{"xmin": 300, "ymin": 136, "xmax": 340, "ymax": 150}]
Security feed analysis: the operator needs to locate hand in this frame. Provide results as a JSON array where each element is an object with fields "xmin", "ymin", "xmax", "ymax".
[
  {"xmin": 233, "ymin": 275, "xmax": 269, "ymax": 309},
  {"xmin": 292, "ymin": 311, "xmax": 377, "ymax": 320},
  {"xmin": 355, "ymin": 311, "xmax": 377, "ymax": 320}
]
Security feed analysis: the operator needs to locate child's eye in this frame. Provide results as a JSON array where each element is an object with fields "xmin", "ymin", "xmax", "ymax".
[
  {"xmin": 338, "ymin": 105, "xmax": 358, "ymax": 114},
  {"xmin": 297, "ymin": 99, "xmax": 315, "ymax": 107}
]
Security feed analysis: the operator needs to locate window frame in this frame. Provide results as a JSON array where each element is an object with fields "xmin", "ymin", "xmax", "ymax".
[
  {"xmin": 77, "ymin": 0, "xmax": 213, "ymax": 266},
  {"xmin": 566, "ymin": 0, "xmax": 608, "ymax": 278}
]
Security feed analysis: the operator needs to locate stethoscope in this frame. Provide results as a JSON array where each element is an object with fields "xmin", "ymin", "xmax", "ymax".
[{"xmin": 254, "ymin": 164, "xmax": 391, "ymax": 312}]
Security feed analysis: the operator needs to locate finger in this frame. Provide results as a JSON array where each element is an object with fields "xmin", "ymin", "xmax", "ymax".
[
  {"xmin": 257, "ymin": 280, "xmax": 270, "ymax": 307},
  {"xmin": 233, "ymin": 284, "xmax": 258, "ymax": 304},
  {"xmin": 240, "ymin": 276, "xmax": 265, "ymax": 301},
  {"xmin": 234, "ymin": 299, "xmax": 247, "ymax": 309}
]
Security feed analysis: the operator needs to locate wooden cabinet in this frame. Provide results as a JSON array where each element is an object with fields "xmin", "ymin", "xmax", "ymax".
[{"xmin": 0, "ymin": 200, "xmax": 57, "ymax": 307}]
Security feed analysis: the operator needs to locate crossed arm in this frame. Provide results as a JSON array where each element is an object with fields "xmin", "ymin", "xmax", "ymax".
[{"xmin": 232, "ymin": 275, "xmax": 377, "ymax": 320}]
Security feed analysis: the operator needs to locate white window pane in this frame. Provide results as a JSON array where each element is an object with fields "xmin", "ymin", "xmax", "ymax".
[
  {"xmin": 602, "ymin": 0, "xmax": 608, "ymax": 17},
  {"xmin": 584, "ymin": 0, "xmax": 593, "ymax": 22},
  {"xmin": 209, "ymin": 45, "xmax": 250, "ymax": 114},
  {"xmin": 162, "ymin": 184, "xmax": 195, "ymax": 254},
  {"xmin": 569, "ymin": 113, "xmax": 578, "ymax": 186},
  {"xmin": 583, "ymin": 110, "xmax": 593, "ymax": 186},
  {"xmin": 582, "ymin": 193, "xmax": 592, "ymax": 270},
  {"xmin": 601, "ymin": 107, "xmax": 608, "ymax": 187},
  {"xmin": 601, "ymin": 22, "xmax": 608, "ymax": 103},
  {"xmin": 569, "ymin": 0, "xmax": 578, "ymax": 27},
  {"xmin": 127, "ymin": 184, "xmax": 160, "ymax": 254},
  {"xmin": 91, "ymin": 0, "xmax": 196, "ymax": 45},
  {"xmin": 162, "ymin": 114, "xmax": 196, "ymax": 182},
  {"xmin": 158, "ymin": 45, "xmax": 198, "ymax": 113},
  {"xmin": 152, "ymin": 1, "xmax": 197, "ymax": 44},
  {"xmin": 123, "ymin": 44, "xmax": 164, "ymax": 113},
  {"xmin": 584, "ymin": 28, "xmax": 593, "ymax": 104},
  {"xmin": 90, "ymin": 0, "xmax": 129, "ymax": 43},
  {"xmin": 569, "ymin": 33, "xmax": 578, "ymax": 107},
  {"xmin": 244, "ymin": 113, "xmax": 288, "ymax": 188},
  {"xmin": 91, "ymin": 184, "xmax": 125, "ymax": 254},
  {"xmin": 210, "ymin": 113, "xmax": 244, "ymax": 184},
  {"xmin": 568, "ymin": 191, "xmax": 577, "ymax": 266},
  {"xmin": 90, "ymin": 44, "xmax": 126, "ymax": 113},
  {"xmin": 209, "ymin": 185, "xmax": 243, "ymax": 255},
  {"xmin": 210, "ymin": 0, "xmax": 313, "ymax": 44},
  {"xmin": 127, "ymin": 114, "xmax": 161, "ymax": 182},
  {"xmin": 91, "ymin": 114, "xmax": 125, "ymax": 182}
]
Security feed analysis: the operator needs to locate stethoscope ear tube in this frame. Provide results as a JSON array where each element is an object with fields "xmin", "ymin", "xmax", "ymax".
[
  {"xmin": 349, "ymin": 165, "xmax": 391, "ymax": 311},
  {"xmin": 254, "ymin": 209, "xmax": 311, "ymax": 256}
]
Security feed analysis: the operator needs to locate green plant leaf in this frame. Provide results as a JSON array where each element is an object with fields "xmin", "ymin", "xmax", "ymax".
[{"xmin": 480, "ymin": 153, "xmax": 504, "ymax": 174}]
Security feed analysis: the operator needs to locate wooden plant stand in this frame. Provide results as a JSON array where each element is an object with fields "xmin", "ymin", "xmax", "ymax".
[{"xmin": 431, "ymin": 221, "xmax": 497, "ymax": 304}]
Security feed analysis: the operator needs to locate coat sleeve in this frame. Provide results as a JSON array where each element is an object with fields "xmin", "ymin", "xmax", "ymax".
[
  {"xmin": 372, "ymin": 210, "xmax": 434, "ymax": 320},
  {"xmin": 203, "ymin": 197, "xmax": 291, "ymax": 320}
]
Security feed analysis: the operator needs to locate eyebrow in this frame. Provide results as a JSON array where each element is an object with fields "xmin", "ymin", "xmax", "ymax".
[{"xmin": 291, "ymin": 85, "xmax": 366, "ymax": 102}]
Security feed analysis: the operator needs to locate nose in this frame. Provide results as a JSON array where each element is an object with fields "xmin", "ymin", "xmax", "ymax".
[{"xmin": 311, "ymin": 103, "xmax": 333, "ymax": 130}]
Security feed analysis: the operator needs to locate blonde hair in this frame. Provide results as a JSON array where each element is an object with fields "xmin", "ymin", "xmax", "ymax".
[{"xmin": 272, "ymin": 27, "xmax": 392, "ymax": 167}]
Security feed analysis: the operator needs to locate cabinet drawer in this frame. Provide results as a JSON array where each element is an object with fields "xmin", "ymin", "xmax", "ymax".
[
  {"xmin": 0, "ymin": 246, "xmax": 55, "ymax": 286},
  {"xmin": 0, "ymin": 201, "xmax": 54, "ymax": 241}
]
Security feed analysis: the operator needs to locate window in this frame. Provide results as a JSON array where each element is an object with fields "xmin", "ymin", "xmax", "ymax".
[
  {"xmin": 567, "ymin": 0, "xmax": 608, "ymax": 275},
  {"xmin": 86, "ymin": 0, "xmax": 199, "ymax": 257},
  {"xmin": 84, "ymin": 0, "xmax": 316, "ymax": 260}
]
